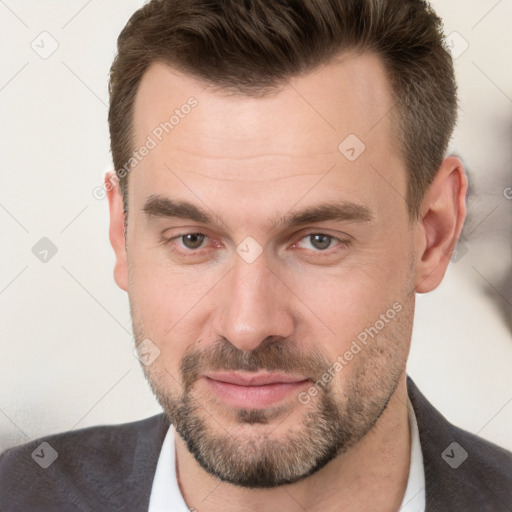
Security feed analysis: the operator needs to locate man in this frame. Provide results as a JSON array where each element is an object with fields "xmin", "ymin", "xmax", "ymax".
[{"xmin": 1, "ymin": 0, "xmax": 511, "ymax": 510}]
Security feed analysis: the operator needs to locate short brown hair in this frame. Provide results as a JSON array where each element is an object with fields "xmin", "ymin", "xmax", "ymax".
[{"xmin": 108, "ymin": 0, "xmax": 457, "ymax": 219}]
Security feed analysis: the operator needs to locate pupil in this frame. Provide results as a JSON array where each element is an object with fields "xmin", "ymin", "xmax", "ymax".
[{"xmin": 311, "ymin": 234, "xmax": 330, "ymax": 250}]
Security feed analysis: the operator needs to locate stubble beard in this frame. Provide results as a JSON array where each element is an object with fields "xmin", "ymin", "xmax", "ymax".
[{"xmin": 136, "ymin": 322, "xmax": 409, "ymax": 488}]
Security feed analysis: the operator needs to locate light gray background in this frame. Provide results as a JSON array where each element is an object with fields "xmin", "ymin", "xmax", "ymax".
[{"xmin": 1, "ymin": 0, "xmax": 511, "ymax": 453}]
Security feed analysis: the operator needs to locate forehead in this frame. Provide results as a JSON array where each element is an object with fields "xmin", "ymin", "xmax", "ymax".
[
  {"xmin": 129, "ymin": 54, "xmax": 406, "ymax": 221},
  {"xmin": 134, "ymin": 53, "xmax": 395, "ymax": 150}
]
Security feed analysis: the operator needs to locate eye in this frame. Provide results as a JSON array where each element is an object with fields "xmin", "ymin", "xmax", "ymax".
[
  {"xmin": 295, "ymin": 233, "xmax": 342, "ymax": 251},
  {"xmin": 162, "ymin": 230, "xmax": 349, "ymax": 261},
  {"xmin": 179, "ymin": 233, "xmax": 207, "ymax": 249},
  {"xmin": 174, "ymin": 233, "xmax": 208, "ymax": 250}
]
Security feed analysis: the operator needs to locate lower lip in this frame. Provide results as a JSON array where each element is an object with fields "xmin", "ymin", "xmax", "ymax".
[{"xmin": 203, "ymin": 377, "xmax": 310, "ymax": 409}]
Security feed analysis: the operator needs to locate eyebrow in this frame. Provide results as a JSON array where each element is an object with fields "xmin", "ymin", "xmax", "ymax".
[{"xmin": 143, "ymin": 194, "xmax": 374, "ymax": 231}]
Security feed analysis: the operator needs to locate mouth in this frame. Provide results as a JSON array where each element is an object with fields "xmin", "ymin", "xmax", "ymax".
[{"xmin": 202, "ymin": 371, "xmax": 311, "ymax": 409}]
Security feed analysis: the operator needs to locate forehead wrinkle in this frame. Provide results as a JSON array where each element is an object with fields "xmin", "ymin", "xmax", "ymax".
[{"xmin": 181, "ymin": 170, "xmax": 329, "ymax": 183}]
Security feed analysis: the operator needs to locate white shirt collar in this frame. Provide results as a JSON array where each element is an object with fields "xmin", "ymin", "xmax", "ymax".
[
  {"xmin": 149, "ymin": 400, "xmax": 425, "ymax": 511},
  {"xmin": 398, "ymin": 398, "xmax": 426, "ymax": 511},
  {"xmin": 148, "ymin": 424, "xmax": 190, "ymax": 512}
]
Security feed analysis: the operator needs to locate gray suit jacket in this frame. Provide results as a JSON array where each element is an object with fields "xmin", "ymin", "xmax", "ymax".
[{"xmin": 1, "ymin": 378, "xmax": 511, "ymax": 511}]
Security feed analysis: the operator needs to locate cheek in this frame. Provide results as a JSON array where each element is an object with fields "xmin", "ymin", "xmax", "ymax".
[
  {"xmin": 128, "ymin": 238, "xmax": 202, "ymax": 313},
  {"xmin": 293, "ymin": 261, "xmax": 409, "ymax": 337},
  {"xmin": 127, "ymin": 250, "xmax": 221, "ymax": 361},
  {"xmin": 287, "ymin": 241, "xmax": 413, "ymax": 365},
  {"xmin": 323, "ymin": 296, "xmax": 413, "ymax": 400}
]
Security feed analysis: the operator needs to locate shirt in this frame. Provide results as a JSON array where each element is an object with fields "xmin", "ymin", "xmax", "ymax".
[{"xmin": 148, "ymin": 400, "xmax": 426, "ymax": 511}]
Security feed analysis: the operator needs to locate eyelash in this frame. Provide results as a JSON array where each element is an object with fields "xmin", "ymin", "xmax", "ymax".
[{"xmin": 162, "ymin": 231, "xmax": 350, "ymax": 257}]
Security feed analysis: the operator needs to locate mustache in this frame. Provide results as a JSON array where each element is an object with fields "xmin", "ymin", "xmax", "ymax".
[{"xmin": 180, "ymin": 337, "xmax": 332, "ymax": 391}]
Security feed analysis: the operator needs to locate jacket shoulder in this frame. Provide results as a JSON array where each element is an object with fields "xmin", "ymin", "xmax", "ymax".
[
  {"xmin": 407, "ymin": 377, "xmax": 512, "ymax": 511},
  {"xmin": 434, "ymin": 421, "xmax": 512, "ymax": 510},
  {"xmin": 0, "ymin": 413, "xmax": 169, "ymax": 512}
]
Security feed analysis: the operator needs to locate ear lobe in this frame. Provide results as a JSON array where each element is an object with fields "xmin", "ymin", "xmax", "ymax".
[
  {"xmin": 414, "ymin": 156, "xmax": 467, "ymax": 293},
  {"xmin": 105, "ymin": 171, "xmax": 128, "ymax": 292}
]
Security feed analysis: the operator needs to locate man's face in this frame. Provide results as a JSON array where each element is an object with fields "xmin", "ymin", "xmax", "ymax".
[{"xmin": 123, "ymin": 54, "xmax": 417, "ymax": 487}]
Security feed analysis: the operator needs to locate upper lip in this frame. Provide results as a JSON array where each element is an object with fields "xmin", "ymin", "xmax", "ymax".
[{"xmin": 203, "ymin": 371, "xmax": 309, "ymax": 386}]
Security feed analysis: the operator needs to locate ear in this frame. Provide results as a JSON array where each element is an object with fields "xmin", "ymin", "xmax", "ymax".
[
  {"xmin": 105, "ymin": 171, "xmax": 128, "ymax": 292},
  {"xmin": 414, "ymin": 156, "xmax": 467, "ymax": 293}
]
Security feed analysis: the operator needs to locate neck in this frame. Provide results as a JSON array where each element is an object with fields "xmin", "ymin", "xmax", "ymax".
[{"xmin": 175, "ymin": 375, "xmax": 411, "ymax": 512}]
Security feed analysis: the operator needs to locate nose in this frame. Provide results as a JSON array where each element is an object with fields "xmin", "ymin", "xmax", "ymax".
[{"xmin": 211, "ymin": 254, "xmax": 295, "ymax": 352}]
